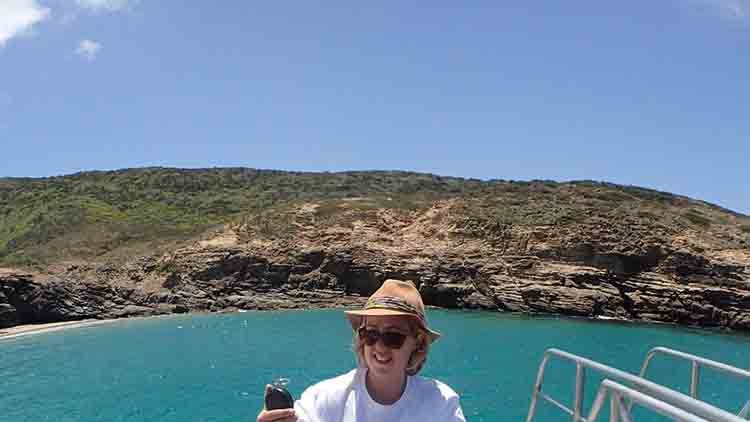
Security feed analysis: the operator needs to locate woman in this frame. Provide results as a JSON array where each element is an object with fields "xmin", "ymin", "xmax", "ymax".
[{"xmin": 257, "ymin": 279, "xmax": 466, "ymax": 421}]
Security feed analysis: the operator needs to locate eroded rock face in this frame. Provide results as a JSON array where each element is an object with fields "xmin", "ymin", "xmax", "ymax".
[
  {"xmin": 4, "ymin": 242, "xmax": 747, "ymax": 331},
  {"xmin": 3, "ymin": 174, "xmax": 749, "ymax": 331},
  {"xmin": 3, "ymin": 198, "xmax": 750, "ymax": 332}
]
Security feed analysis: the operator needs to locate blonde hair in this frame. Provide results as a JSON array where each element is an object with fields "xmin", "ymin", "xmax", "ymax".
[{"xmin": 352, "ymin": 317, "xmax": 431, "ymax": 376}]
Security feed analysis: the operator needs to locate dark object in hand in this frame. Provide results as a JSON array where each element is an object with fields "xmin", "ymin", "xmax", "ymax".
[{"xmin": 265, "ymin": 381, "xmax": 294, "ymax": 410}]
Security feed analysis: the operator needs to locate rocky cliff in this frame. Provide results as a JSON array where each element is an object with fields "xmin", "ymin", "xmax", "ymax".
[{"xmin": 2, "ymin": 194, "xmax": 748, "ymax": 330}]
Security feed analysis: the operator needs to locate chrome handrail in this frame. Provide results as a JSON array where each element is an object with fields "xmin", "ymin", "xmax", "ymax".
[
  {"xmin": 740, "ymin": 401, "xmax": 750, "ymax": 419},
  {"xmin": 586, "ymin": 379, "xmax": 710, "ymax": 422},
  {"xmin": 638, "ymin": 346, "xmax": 750, "ymax": 416},
  {"xmin": 526, "ymin": 348, "xmax": 746, "ymax": 422}
]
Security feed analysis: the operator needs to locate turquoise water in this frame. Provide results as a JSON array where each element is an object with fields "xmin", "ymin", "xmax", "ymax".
[{"xmin": 1, "ymin": 309, "xmax": 749, "ymax": 421}]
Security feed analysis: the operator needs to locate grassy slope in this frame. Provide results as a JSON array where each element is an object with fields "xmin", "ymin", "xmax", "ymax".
[{"xmin": 1, "ymin": 167, "xmax": 747, "ymax": 268}]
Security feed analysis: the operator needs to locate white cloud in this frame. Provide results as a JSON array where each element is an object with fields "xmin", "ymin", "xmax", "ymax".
[
  {"xmin": 75, "ymin": 39, "xmax": 102, "ymax": 61},
  {"xmin": 75, "ymin": 0, "xmax": 135, "ymax": 13},
  {"xmin": 687, "ymin": 0, "xmax": 750, "ymax": 23},
  {"xmin": 0, "ymin": 0, "xmax": 51, "ymax": 47}
]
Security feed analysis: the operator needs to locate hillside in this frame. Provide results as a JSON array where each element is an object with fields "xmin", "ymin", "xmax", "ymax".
[
  {"xmin": 2, "ymin": 167, "xmax": 747, "ymax": 268},
  {"xmin": 1, "ymin": 168, "xmax": 749, "ymax": 330},
  {"xmin": 0, "ymin": 168, "xmax": 489, "ymax": 267}
]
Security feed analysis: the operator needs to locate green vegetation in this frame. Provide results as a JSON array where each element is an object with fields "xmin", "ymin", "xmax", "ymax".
[{"xmin": 0, "ymin": 167, "xmax": 743, "ymax": 268}]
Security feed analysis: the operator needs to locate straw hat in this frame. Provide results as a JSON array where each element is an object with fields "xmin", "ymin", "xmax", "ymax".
[{"xmin": 345, "ymin": 279, "xmax": 441, "ymax": 343}]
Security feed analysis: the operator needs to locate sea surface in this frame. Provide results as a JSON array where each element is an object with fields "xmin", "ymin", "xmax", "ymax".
[{"xmin": 1, "ymin": 309, "xmax": 749, "ymax": 422}]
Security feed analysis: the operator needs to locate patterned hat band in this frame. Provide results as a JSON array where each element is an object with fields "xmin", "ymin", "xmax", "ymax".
[
  {"xmin": 365, "ymin": 296, "xmax": 425, "ymax": 320},
  {"xmin": 345, "ymin": 280, "xmax": 441, "ymax": 343}
]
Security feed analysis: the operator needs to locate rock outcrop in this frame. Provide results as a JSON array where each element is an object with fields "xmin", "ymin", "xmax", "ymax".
[
  {"xmin": 2, "ymin": 198, "xmax": 749, "ymax": 331},
  {"xmin": 2, "ymin": 242, "xmax": 748, "ymax": 330}
]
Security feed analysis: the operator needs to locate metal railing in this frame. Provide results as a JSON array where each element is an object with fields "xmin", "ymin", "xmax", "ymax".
[
  {"xmin": 586, "ymin": 379, "xmax": 710, "ymax": 422},
  {"xmin": 526, "ymin": 348, "xmax": 747, "ymax": 422},
  {"xmin": 637, "ymin": 347, "xmax": 750, "ymax": 417}
]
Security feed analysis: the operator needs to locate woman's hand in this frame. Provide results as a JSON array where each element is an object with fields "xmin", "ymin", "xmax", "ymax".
[
  {"xmin": 257, "ymin": 385, "xmax": 297, "ymax": 422},
  {"xmin": 256, "ymin": 408, "xmax": 296, "ymax": 422}
]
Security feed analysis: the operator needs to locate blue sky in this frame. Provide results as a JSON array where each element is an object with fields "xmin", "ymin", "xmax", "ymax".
[{"xmin": 1, "ymin": 1, "xmax": 749, "ymax": 214}]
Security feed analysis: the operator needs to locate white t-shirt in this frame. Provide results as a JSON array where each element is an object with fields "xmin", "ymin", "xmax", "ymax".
[{"xmin": 294, "ymin": 368, "xmax": 466, "ymax": 422}]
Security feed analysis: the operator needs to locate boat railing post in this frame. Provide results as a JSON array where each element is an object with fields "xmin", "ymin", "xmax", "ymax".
[
  {"xmin": 638, "ymin": 350, "xmax": 657, "ymax": 378},
  {"xmin": 690, "ymin": 361, "xmax": 700, "ymax": 399},
  {"xmin": 574, "ymin": 363, "xmax": 586, "ymax": 422},
  {"xmin": 738, "ymin": 400, "xmax": 750, "ymax": 419},
  {"xmin": 587, "ymin": 383, "xmax": 608, "ymax": 422},
  {"xmin": 610, "ymin": 393, "xmax": 621, "ymax": 422},
  {"xmin": 617, "ymin": 394, "xmax": 633, "ymax": 422},
  {"xmin": 526, "ymin": 354, "xmax": 551, "ymax": 422},
  {"xmin": 629, "ymin": 350, "xmax": 658, "ymax": 412}
]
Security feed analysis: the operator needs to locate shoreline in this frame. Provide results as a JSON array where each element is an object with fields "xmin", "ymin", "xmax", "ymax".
[
  {"xmin": 0, "ymin": 319, "xmax": 120, "ymax": 341},
  {"xmin": 2, "ymin": 306, "xmax": 747, "ymax": 343},
  {"xmin": 0, "ymin": 305, "xmax": 352, "ymax": 341}
]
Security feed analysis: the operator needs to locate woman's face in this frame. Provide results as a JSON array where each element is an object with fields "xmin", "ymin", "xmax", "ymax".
[{"xmin": 361, "ymin": 315, "xmax": 417, "ymax": 378}]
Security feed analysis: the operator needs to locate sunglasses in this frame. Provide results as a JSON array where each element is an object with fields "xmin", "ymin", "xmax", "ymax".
[{"xmin": 358, "ymin": 327, "xmax": 410, "ymax": 349}]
